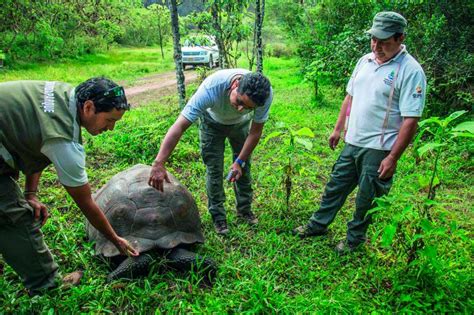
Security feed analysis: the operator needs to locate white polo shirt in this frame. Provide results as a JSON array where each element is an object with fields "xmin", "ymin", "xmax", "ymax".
[{"xmin": 345, "ymin": 45, "xmax": 426, "ymax": 150}]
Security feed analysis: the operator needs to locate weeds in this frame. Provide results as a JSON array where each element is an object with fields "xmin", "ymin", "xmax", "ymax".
[{"xmin": 263, "ymin": 123, "xmax": 318, "ymax": 213}]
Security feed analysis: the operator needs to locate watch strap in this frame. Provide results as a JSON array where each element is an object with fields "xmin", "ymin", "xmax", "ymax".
[{"xmin": 235, "ymin": 158, "xmax": 246, "ymax": 168}]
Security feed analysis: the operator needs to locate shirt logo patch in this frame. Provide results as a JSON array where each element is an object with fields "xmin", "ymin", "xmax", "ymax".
[
  {"xmin": 383, "ymin": 71, "xmax": 395, "ymax": 86},
  {"xmin": 42, "ymin": 81, "xmax": 56, "ymax": 113},
  {"xmin": 412, "ymin": 85, "xmax": 423, "ymax": 98}
]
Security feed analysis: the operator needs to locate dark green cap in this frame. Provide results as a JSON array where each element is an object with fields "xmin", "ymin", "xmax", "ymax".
[{"xmin": 367, "ymin": 11, "xmax": 407, "ymax": 40}]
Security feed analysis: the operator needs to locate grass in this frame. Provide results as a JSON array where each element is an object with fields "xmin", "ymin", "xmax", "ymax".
[
  {"xmin": 0, "ymin": 50, "xmax": 472, "ymax": 313},
  {"xmin": 0, "ymin": 46, "xmax": 175, "ymax": 86}
]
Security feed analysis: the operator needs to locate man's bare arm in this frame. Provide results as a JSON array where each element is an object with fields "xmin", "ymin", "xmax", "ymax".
[{"xmin": 148, "ymin": 115, "xmax": 193, "ymax": 191}]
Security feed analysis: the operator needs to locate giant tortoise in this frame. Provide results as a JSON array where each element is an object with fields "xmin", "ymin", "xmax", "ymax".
[{"xmin": 87, "ymin": 164, "xmax": 216, "ymax": 282}]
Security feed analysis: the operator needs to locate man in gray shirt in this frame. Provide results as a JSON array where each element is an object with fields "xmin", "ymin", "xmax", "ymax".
[
  {"xmin": 293, "ymin": 12, "xmax": 426, "ymax": 254},
  {"xmin": 148, "ymin": 69, "xmax": 272, "ymax": 235}
]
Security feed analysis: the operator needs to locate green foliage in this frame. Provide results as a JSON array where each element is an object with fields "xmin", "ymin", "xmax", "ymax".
[
  {"xmin": 265, "ymin": 42, "xmax": 295, "ymax": 58},
  {"xmin": 369, "ymin": 110, "xmax": 473, "ymax": 302},
  {"xmin": 271, "ymin": 0, "xmax": 474, "ymax": 116},
  {"xmin": 0, "ymin": 1, "xmax": 170, "ymax": 65},
  {"xmin": 118, "ymin": 4, "xmax": 171, "ymax": 49},
  {"xmin": 194, "ymin": 66, "xmax": 211, "ymax": 84},
  {"xmin": 263, "ymin": 122, "xmax": 318, "ymax": 212},
  {"xmin": 187, "ymin": 0, "xmax": 253, "ymax": 68}
]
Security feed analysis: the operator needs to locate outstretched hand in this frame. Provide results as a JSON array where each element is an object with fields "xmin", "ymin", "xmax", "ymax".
[
  {"xmin": 148, "ymin": 161, "xmax": 171, "ymax": 192},
  {"xmin": 114, "ymin": 236, "xmax": 139, "ymax": 257}
]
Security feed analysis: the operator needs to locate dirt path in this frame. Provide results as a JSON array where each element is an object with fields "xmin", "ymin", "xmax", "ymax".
[{"xmin": 123, "ymin": 70, "xmax": 198, "ymax": 106}]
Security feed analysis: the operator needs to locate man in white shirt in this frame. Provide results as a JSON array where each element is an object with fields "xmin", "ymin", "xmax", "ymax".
[{"xmin": 294, "ymin": 12, "xmax": 426, "ymax": 254}]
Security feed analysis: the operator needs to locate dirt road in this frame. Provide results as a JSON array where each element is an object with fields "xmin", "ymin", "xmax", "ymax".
[{"xmin": 123, "ymin": 69, "xmax": 198, "ymax": 106}]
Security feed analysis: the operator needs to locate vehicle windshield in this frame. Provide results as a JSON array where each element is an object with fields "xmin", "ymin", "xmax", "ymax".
[{"xmin": 183, "ymin": 36, "xmax": 213, "ymax": 47}]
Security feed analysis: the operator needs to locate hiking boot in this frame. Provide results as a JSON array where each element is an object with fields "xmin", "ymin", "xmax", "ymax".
[
  {"xmin": 237, "ymin": 211, "xmax": 258, "ymax": 225},
  {"xmin": 292, "ymin": 225, "xmax": 328, "ymax": 239},
  {"xmin": 214, "ymin": 220, "xmax": 229, "ymax": 235},
  {"xmin": 334, "ymin": 240, "xmax": 361, "ymax": 256}
]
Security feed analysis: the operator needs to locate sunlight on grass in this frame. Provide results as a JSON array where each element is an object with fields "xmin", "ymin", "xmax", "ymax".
[{"xmin": 0, "ymin": 46, "xmax": 175, "ymax": 85}]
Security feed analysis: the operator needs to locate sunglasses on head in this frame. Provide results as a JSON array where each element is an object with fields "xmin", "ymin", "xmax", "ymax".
[
  {"xmin": 91, "ymin": 86, "xmax": 130, "ymax": 108},
  {"xmin": 96, "ymin": 86, "xmax": 125, "ymax": 98}
]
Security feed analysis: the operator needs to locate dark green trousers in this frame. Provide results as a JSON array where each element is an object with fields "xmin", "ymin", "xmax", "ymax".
[
  {"xmin": 308, "ymin": 144, "xmax": 393, "ymax": 245},
  {"xmin": 199, "ymin": 113, "xmax": 253, "ymax": 223},
  {"xmin": 0, "ymin": 175, "xmax": 59, "ymax": 293}
]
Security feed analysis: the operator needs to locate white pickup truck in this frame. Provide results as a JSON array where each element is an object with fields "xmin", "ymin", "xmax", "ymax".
[{"xmin": 181, "ymin": 35, "xmax": 219, "ymax": 69}]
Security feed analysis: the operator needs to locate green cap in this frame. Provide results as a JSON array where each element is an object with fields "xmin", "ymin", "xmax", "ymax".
[{"xmin": 367, "ymin": 11, "xmax": 407, "ymax": 39}]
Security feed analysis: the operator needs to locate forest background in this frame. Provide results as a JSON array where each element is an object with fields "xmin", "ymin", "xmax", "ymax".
[{"xmin": 0, "ymin": 0, "xmax": 472, "ymax": 313}]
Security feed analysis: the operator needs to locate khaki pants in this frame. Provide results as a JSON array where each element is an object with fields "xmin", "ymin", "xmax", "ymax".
[{"xmin": 0, "ymin": 175, "xmax": 59, "ymax": 294}]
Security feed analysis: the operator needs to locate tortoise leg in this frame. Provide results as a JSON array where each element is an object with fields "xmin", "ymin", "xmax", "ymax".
[
  {"xmin": 106, "ymin": 254, "xmax": 153, "ymax": 282},
  {"xmin": 167, "ymin": 248, "xmax": 217, "ymax": 280}
]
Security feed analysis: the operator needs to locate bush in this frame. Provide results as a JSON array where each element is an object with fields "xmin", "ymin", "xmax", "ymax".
[
  {"xmin": 272, "ymin": 0, "xmax": 474, "ymax": 116},
  {"xmin": 266, "ymin": 42, "xmax": 295, "ymax": 58},
  {"xmin": 0, "ymin": 1, "xmax": 166, "ymax": 65}
]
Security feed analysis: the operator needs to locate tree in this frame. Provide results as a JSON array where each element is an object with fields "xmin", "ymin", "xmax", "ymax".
[
  {"xmin": 191, "ymin": 0, "xmax": 252, "ymax": 68},
  {"xmin": 149, "ymin": 4, "xmax": 171, "ymax": 59},
  {"xmin": 254, "ymin": 0, "xmax": 265, "ymax": 73},
  {"xmin": 210, "ymin": 1, "xmax": 227, "ymax": 68},
  {"xmin": 168, "ymin": 0, "xmax": 186, "ymax": 109},
  {"xmin": 271, "ymin": 0, "xmax": 473, "ymax": 115},
  {"xmin": 0, "ymin": 0, "xmax": 136, "ymax": 63}
]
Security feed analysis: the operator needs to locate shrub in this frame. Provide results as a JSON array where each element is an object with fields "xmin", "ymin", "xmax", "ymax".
[
  {"xmin": 271, "ymin": 0, "xmax": 474, "ymax": 116},
  {"xmin": 266, "ymin": 42, "xmax": 294, "ymax": 58}
]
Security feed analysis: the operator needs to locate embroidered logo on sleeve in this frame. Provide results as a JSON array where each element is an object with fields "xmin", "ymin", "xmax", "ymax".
[
  {"xmin": 42, "ymin": 81, "xmax": 56, "ymax": 113},
  {"xmin": 412, "ymin": 86, "xmax": 423, "ymax": 99}
]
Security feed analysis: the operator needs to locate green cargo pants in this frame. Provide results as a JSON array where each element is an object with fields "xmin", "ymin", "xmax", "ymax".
[
  {"xmin": 0, "ymin": 175, "xmax": 59, "ymax": 294},
  {"xmin": 199, "ymin": 112, "xmax": 253, "ymax": 223},
  {"xmin": 308, "ymin": 144, "xmax": 393, "ymax": 245}
]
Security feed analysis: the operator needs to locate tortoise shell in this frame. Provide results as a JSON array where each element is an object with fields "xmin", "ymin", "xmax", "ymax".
[{"xmin": 87, "ymin": 164, "xmax": 204, "ymax": 257}]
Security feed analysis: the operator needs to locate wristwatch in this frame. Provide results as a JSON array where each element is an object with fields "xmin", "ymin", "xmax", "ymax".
[{"xmin": 235, "ymin": 158, "xmax": 246, "ymax": 168}]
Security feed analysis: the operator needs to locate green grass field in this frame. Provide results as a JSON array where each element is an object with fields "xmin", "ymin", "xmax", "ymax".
[
  {"xmin": 0, "ymin": 48, "xmax": 472, "ymax": 313},
  {"xmin": 0, "ymin": 46, "xmax": 175, "ymax": 86}
]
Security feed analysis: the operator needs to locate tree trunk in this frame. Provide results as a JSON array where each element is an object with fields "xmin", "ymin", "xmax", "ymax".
[
  {"xmin": 168, "ymin": 0, "xmax": 186, "ymax": 109},
  {"xmin": 157, "ymin": 23, "xmax": 164, "ymax": 59},
  {"xmin": 255, "ymin": 0, "xmax": 265, "ymax": 73},
  {"xmin": 211, "ymin": 1, "xmax": 227, "ymax": 69},
  {"xmin": 247, "ymin": 38, "xmax": 255, "ymax": 71}
]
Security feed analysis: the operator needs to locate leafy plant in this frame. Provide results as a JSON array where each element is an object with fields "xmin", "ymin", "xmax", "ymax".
[
  {"xmin": 263, "ymin": 122, "xmax": 318, "ymax": 212},
  {"xmin": 408, "ymin": 111, "xmax": 473, "ymax": 260},
  {"xmin": 271, "ymin": 0, "xmax": 474, "ymax": 116},
  {"xmin": 194, "ymin": 66, "xmax": 210, "ymax": 84},
  {"xmin": 415, "ymin": 111, "xmax": 473, "ymax": 200},
  {"xmin": 371, "ymin": 110, "xmax": 473, "ymax": 267}
]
